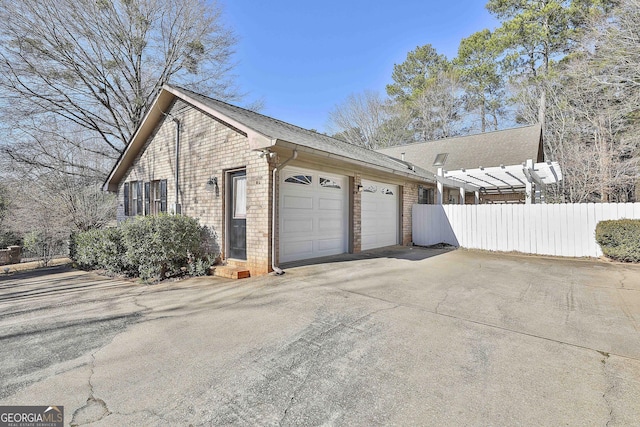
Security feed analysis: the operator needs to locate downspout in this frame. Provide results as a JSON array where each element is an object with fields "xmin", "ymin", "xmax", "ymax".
[
  {"xmin": 173, "ymin": 118, "xmax": 181, "ymax": 214},
  {"xmin": 271, "ymin": 149, "xmax": 298, "ymax": 275}
]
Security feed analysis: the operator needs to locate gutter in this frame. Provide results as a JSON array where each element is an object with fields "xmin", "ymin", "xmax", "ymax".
[
  {"xmin": 271, "ymin": 149, "xmax": 298, "ymax": 275},
  {"xmin": 274, "ymin": 140, "xmax": 434, "ymax": 184},
  {"xmin": 173, "ymin": 117, "xmax": 181, "ymax": 214}
]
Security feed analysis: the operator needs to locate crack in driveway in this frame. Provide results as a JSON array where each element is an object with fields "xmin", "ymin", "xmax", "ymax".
[
  {"xmin": 599, "ymin": 351, "xmax": 615, "ymax": 427},
  {"xmin": 70, "ymin": 353, "xmax": 111, "ymax": 426}
]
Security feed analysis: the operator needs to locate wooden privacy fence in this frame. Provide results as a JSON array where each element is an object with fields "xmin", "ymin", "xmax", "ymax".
[{"xmin": 412, "ymin": 203, "xmax": 640, "ymax": 258}]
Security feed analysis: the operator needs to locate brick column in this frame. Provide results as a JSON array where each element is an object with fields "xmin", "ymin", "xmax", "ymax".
[
  {"xmin": 402, "ymin": 182, "xmax": 418, "ymax": 245},
  {"xmin": 351, "ymin": 174, "xmax": 362, "ymax": 253}
]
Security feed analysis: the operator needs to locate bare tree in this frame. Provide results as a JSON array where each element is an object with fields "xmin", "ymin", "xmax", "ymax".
[
  {"xmin": 327, "ymin": 91, "xmax": 413, "ymax": 149},
  {"xmin": 540, "ymin": 1, "xmax": 640, "ymax": 202},
  {"xmin": 0, "ymin": 0, "xmax": 238, "ymax": 174},
  {"xmin": 411, "ymin": 70, "xmax": 465, "ymax": 141}
]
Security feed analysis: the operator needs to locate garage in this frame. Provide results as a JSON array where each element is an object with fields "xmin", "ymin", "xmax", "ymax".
[
  {"xmin": 361, "ymin": 179, "xmax": 399, "ymax": 251},
  {"xmin": 279, "ymin": 166, "xmax": 349, "ymax": 263}
]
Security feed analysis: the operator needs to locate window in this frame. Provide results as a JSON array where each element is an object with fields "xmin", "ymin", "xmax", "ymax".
[
  {"xmin": 284, "ymin": 175, "xmax": 312, "ymax": 185},
  {"xmin": 433, "ymin": 153, "xmax": 448, "ymax": 167},
  {"xmin": 124, "ymin": 181, "xmax": 143, "ymax": 216},
  {"xmin": 381, "ymin": 187, "xmax": 394, "ymax": 195},
  {"xmin": 144, "ymin": 182, "xmax": 150, "ymax": 215},
  {"xmin": 125, "ymin": 180, "xmax": 166, "ymax": 216},
  {"xmin": 147, "ymin": 180, "xmax": 167, "ymax": 215},
  {"xmin": 320, "ymin": 177, "xmax": 341, "ymax": 189},
  {"xmin": 363, "ymin": 185, "xmax": 377, "ymax": 193},
  {"xmin": 418, "ymin": 186, "xmax": 435, "ymax": 204},
  {"xmin": 233, "ymin": 176, "xmax": 246, "ymax": 219},
  {"xmin": 123, "ymin": 183, "xmax": 130, "ymax": 216}
]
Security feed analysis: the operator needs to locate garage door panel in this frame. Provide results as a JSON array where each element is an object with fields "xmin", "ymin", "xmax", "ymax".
[
  {"xmin": 283, "ymin": 194, "xmax": 313, "ymax": 210},
  {"xmin": 318, "ymin": 197, "xmax": 343, "ymax": 211},
  {"xmin": 281, "ymin": 240, "xmax": 313, "ymax": 258},
  {"xmin": 361, "ymin": 200, "xmax": 378, "ymax": 212},
  {"xmin": 280, "ymin": 167, "xmax": 348, "ymax": 263},
  {"xmin": 282, "ymin": 218, "xmax": 313, "ymax": 233},
  {"xmin": 317, "ymin": 238, "xmax": 344, "ymax": 252},
  {"xmin": 318, "ymin": 218, "xmax": 342, "ymax": 232},
  {"xmin": 361, "ymin": 179, "xmax": 399, "ymax": 251}
]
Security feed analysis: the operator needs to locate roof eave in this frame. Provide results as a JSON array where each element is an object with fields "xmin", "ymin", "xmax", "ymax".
[
  {"xmin": 103, "ymin": 85, "xmax": 276, "ymax": 192},
  {"xmin": 162, "ymin": 85, "xmax": 275, "ymax": 150},
  {"xmin": 273, "ymin": 139, "xmax": 434, "ymax": 184},
  {"xmin": 103, "ymin": 88, "xmax": 176, "ymax": 192}
]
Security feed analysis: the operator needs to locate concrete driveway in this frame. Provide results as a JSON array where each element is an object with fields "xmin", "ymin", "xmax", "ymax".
[{"xmin": 1, "ymin": 247, "xmax": 639, "ymax": 426}]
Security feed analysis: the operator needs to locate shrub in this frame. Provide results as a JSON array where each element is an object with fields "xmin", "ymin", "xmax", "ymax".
[
  {"xmin": 595, "ymin": 219, "xmax": 640, "ymax": 263},
  {"xmin": 23, "ymin": 230, "xmax": 67, "ymax": 266},
  {"xmin": 0, "ymin": 230, "xmax": 20, "ymax": 248},
  {"xmin": 121, "ymin": 214, "xmax": 206, "ymax": 281},
  {"xmin": 73, "ymin": 228, "xmax": 128, "ymax": 274},
  {"xmin": 73, "ymin": 214, "xmax": 219, "ymax": 281}
]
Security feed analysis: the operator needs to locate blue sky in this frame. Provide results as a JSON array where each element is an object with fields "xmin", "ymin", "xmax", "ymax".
[{"xmin": 223, "ymin": 1, "xmax": 499, "ymax": 133}]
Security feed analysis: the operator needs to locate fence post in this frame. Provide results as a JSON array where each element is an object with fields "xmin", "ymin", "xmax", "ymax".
[
  {"xmin": 525, "ymin": 159, "xmax": 534, "ymax": 205},
  {"xmin": 437, "ymin": 168, "xmax": 443, "ymax": 205}
]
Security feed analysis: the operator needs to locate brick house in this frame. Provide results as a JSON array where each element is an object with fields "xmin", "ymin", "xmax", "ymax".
[{"xmin": 104, "ymin": 85, "xmax": 437, "ymax": 276}]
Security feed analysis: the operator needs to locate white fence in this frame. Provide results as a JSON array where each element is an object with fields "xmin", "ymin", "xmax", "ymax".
[{"xmin": 412, "ymin": 203, "xmax": 640, "ymax": 258}]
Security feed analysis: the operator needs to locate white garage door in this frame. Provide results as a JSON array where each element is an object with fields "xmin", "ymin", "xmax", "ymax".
[
  {"xmin": 361, "ymin": 179, "xmax": 399, "ymax": 250},
  {"xmin": 279, "ymin": 167, "xmax": 349, "ymax": 263}
]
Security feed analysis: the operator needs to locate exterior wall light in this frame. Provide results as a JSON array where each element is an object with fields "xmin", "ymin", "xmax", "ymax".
[{"xmin": 207, "ymin": 176, "xmax": 219, "ymax": 197}]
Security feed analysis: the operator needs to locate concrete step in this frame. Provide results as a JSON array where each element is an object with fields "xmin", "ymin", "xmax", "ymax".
[{"xmin": 210, "ymin": 265, "xmax": 251, "ymax": 279}]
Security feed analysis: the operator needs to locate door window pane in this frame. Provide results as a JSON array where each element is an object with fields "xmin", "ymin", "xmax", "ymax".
[{"xmin": 233, "ymin": 176, "xmax": 247, "ymax": 219}]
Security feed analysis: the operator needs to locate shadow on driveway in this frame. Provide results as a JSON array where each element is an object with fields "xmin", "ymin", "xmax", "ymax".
[{"xmin": 281, "ymin": 244, "xmax": 455, "ymax": 269}]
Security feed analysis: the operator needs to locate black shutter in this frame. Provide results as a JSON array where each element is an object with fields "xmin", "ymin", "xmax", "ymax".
[
  {"xmin": 144, "ymin": 182, "xmax": 150, "ymax": 215},
  {"xmin": 160, "ymin": 180, "xmax": 167, "ymax": 213},
  {"xmin": 123, "ymin": 183, "xmax": 130, "ymax": 216},
  {"xmin": 136, "ymin": 181, "xmax": 143, "ymax": 215}
]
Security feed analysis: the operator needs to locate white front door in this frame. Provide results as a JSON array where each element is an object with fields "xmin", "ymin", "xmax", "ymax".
[
  {"xmin": 279, "ymin": 167, "xmax": 349, "ymax": 263},
  {"xmin": 361, "ymin": 179, "xmax": 399, "ymax": 250}
]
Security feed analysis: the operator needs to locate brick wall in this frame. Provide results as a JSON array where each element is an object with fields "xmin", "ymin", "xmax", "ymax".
[
  {"xmin": 352, "ymin": 174, "xmax": 362, "ymax": 253},
  {"xmin": 0, "ymin": 246, "xmax": 21, "ymax": 265},
  {"xmin": 117, "ymin": 101, "xmax": 273, "ymax": 275},
  {"xmin": 402, "ymin": 182, "xmax": 419, "ymax": 245}
]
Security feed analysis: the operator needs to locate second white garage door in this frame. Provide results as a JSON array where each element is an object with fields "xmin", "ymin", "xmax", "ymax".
[
  {"xmin": 361, "ymin": 179, "xmax": 399, "ymax": 251},
  {"xmin": 279, "ymin": 167, "xmax": 349, "ymax": 263}
]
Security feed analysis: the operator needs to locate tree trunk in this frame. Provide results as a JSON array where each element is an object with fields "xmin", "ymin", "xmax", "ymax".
[{"xmin": 538, "ymin": 89, "xmax": 546, "ymax": 132}]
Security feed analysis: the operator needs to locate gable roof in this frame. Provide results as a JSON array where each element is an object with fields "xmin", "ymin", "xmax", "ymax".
[
  {"xmin": 376, "ymin": 125, "xmax": 543, "ymax": 174},
  {"xmin": 104, "ymin": 85, "xmax": 433, "ymax": 191}
]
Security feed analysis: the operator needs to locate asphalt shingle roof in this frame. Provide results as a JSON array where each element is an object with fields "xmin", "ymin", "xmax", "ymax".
[
  {"xmin": 169, "ymin": 85, "xmax": 433, "ymax": 181},
  {"xmin": 376, "ymin": 125, "xmax": 542, "ymax": 174}
]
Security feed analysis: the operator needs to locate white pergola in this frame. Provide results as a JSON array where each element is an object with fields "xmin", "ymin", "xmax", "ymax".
[{"xmin": 435, "ymin": 160, "xmax": 563, "ymax": 204}]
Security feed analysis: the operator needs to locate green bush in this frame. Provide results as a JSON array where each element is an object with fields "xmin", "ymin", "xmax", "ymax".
[
  {"xmin": 121, "ymin": 214, "xmax": 208, "ymax": 281},
  {"xmin": 0, "ymin": 230, "xmax": 20, "ymax": 248},
  {"xmin": 73, "ymin": 214, "xmax": 219, "ymax": 281},
  {"xmin": 595, "ymin": 219, "xmax": 640, "ymax": 263},
  {"xmin": 73, "ymin": 228, "xmax": 128, "ymax": 274}
]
